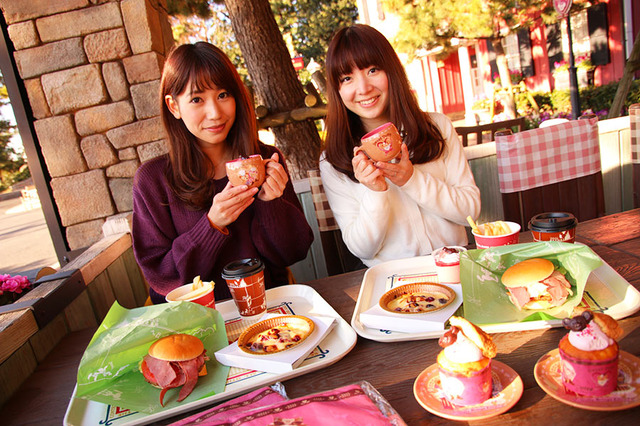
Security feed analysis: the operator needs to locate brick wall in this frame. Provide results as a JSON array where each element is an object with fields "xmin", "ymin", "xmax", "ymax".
[{"xmin": 0, "ymin": 0, "xmax": 173, "ymax": 249}]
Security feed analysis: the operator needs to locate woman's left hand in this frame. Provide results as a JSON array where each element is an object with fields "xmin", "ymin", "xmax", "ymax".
[
  {"xmin": 376, "ymin": 143, "xmax": 413, "ymax": 186},
  {"xmin": 258, "ymin": 152, "xmax": 288, "ymax": 201}
]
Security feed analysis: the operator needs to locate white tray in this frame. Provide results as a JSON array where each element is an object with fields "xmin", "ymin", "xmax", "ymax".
[
  {"xmin": 351, "ymin": 254, "xmax": 640, "ymax": 342},
  {"xmin": 64, "ymin": 284, "xmax": 357, "ymax": 426}
]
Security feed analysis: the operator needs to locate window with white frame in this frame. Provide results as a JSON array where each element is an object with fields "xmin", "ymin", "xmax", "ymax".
[
  {"xmin": 502, "ymin": 33, "xmax": 521, "ymax": 73},
  {"xmin": 561, "ymin": 9, "xmax": 590, "ymax": 59}
]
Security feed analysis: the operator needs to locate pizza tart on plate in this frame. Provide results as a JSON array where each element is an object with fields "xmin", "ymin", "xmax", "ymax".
[
  {"xmin": 379, "ymin": 283, "xmax": 456, "ymax": 314},
  {"xmin": 238, "ymin": 315, "xmax": 315, "ymax": 355}
]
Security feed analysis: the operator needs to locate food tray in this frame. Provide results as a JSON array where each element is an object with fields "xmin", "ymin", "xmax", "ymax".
[
  {"xmin": 64, "ymin": 284, "xmax": 357, "ymax": 425},
  {"xmin": 351, "ymin": 254, "xmax": 640, "ymax": 342}
]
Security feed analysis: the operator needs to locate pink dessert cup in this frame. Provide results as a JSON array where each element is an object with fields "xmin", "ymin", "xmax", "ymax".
[
  {"xmin": 438, "ymin": 360, "xmax": 493, "ymax": 406},
  {"xmin": 559, "ymin": 345, "xmax": 619, "ymax": 396},
  {"xmin": 431, "ymin": 246, "xmax": 467, "ymax": 284}
]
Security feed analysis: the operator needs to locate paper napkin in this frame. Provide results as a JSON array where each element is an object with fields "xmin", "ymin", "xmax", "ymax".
[
  {"xmin": 359, "ymin": 284, "xmax": 463, "ymax": 333},
  {"xmin": 214, "ymin": 314, "xmax": 336, "ymax": 374}
]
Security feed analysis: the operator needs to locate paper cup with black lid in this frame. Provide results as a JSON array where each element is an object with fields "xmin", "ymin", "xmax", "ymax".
[
  {"xmin": 222, "ymin": 258, "xmax": 267, "ymax": 319},
  {"xmin": 528, "ymin": 212, "xmax": 578, "ymax": 243}
]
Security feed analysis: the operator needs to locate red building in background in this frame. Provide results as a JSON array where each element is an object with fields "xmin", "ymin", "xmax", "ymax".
[{"xmin": 358, "ymin": 0, "xmax": 638, "ymax": 123}]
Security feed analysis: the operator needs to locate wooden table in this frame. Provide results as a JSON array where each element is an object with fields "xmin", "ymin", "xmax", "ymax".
[{"xmin": 3, "ymin": 210, "xmax": 640, "ymax": 425}]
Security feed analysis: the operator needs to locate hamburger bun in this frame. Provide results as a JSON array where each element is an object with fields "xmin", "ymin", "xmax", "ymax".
[
  {"xmin": 501, "ymin": 258, "xmax": 554, "ymax": 287},
  {"xmin": 148, "ymin": 334, "xmax": 205, "ymax": 361}
]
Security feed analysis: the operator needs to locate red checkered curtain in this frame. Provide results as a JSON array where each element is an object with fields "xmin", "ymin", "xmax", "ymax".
[
  {"xmin": 631, "ymin": 104, "xmax": 640, "ymax": 164},
  {"xmin": 630, "ymin": 104, "xmax": 640, "ymax": 207},
  {"xmin": 307, "ymin": 169, "xmax": 340, "ymax": 232},
  {"xmin": 495, "ymin": 118, "xmax": 601, "ymax": 194}
]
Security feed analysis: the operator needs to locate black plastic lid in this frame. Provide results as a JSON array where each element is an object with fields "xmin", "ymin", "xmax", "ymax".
[
  {"xmin": 221, "ymin": 258, "xmax": 264, "ymax": 278},
  {"xmin": 528, "ymin": 212, "xmax": 578, "ymax": 232}
]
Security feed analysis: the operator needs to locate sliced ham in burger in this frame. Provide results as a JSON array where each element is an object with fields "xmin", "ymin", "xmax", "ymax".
[
  {"xmin": 140, "ymin": 334, "xmax": 208, "ymax": 406},
  {"xmin": 501, "ymin": 258, "xmax": 573, "ymax": 310}
]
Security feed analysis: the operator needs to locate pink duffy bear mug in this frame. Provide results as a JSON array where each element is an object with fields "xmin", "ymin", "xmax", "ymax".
[
  {"xmin": 355, "ymin": 122, "xmax": 402, "ymax": 162},
  {"xmin": 226, "ymin": 155, "xmax": 275, "ymax": 189}
]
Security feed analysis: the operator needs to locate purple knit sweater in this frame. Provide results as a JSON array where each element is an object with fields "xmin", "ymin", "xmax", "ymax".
[{"xmin": 132, "ymin": 145, "xmax": 314, "ymax": 304}]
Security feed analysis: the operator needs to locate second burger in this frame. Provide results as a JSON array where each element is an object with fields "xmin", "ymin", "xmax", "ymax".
[{"xmin": 500, "ymin": 258, "xmax": 573, "ymax": 310}]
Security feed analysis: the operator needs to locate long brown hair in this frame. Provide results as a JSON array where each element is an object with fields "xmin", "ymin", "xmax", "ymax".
[
  {"xmin": 160, "ymin": 42, "xmax": 260, "ymax": 208},
  {"xmin": 324, "ymin": 24, "xmax": 445, "ymax": 181}
]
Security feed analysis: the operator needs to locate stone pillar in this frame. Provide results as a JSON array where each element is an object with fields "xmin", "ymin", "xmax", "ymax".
[{"xmin": 0, "ymin": 0, "xmax": 174, "ymax": 250}]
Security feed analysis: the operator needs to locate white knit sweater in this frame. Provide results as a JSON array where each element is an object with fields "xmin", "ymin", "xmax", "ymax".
[{"xmin": 319, "ymin": 113, "xmax": 481, "ymax": 267}]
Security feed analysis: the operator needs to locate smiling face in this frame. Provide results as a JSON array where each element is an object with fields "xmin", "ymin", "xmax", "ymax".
[
  {"xmin": 338, "ymin": 65, "xmax": 390, "ymax": 132},
  {"xmin": 165, "ymin": 82, "xmax": 236, "ymax": 151}
]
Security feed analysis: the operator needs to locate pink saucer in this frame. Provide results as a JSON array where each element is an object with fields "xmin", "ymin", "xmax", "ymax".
[
  {"xmin": 534, "ymin": 348, "xmax": 640, "ymax": 411},
  {"xmin": 413, "ymin": 360, "xmax": 523, "ymax": 420}
]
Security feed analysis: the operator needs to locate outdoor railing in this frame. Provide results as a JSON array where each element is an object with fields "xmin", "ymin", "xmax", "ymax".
[
  {"xmin": 0, "ymin": 233, "xmax": 147, "ymax": 407},
  {"xmin": 455, "ymin": 117, "xmax": 526, "ymax": 146}
]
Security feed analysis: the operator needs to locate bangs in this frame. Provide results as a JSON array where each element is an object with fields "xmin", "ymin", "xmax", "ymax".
[
  {"xmin": 187, "ymin": 62, "xmax": 230, "ymax": 94},
  {"xmin": 329, "ymin": 33, "xmax": 385, "ymax": 83},
  {"xmin": 174, "ymin": 46, "xmax": 238, "ymax": 97}
]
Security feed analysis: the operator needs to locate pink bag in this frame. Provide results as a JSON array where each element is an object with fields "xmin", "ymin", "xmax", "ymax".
[
  {"xmin": 171, "ymin": 386, "xmax": 287, "ymax": 425},
  {"xmin": 173, "ymin": 382, "xmax": 402, "ymax": 426}
]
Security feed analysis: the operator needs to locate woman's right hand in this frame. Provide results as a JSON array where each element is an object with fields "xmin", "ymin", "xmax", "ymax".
[
  {"xmin": 208, "ymin": 181, "xmax": 259, "ymax": 228},
  {"xmin": 353, "ymin": 148, "xmax": 387, "ymax": 192}
]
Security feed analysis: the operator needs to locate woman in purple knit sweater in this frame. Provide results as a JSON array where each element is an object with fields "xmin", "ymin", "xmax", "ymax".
[{"xmin": 132, "ymin": 42, "xmax": 314, "ymax": 304}]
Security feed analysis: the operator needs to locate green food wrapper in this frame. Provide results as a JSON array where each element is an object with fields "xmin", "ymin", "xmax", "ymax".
[
  {"xmin": 75, "ymin": 301, "xmax": 230, "ymax": 413},
  {"xmin": 460, "ymin": 241, "xmax": 602, "ymax": 324}
]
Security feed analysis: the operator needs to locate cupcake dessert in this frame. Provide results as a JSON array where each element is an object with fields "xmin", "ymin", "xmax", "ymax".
[
  {"xmin": 559, "ymin": 308, "xmax": 623, "ymax": 396},
  {"xmin": 437, "ymin": 316, "xmax": 497, "ymax": 405}
]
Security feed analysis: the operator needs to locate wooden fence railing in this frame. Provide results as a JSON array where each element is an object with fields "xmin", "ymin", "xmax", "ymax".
[{"xmin": 455, "ymin": 117, "xmax": 526, "ymax": 146}]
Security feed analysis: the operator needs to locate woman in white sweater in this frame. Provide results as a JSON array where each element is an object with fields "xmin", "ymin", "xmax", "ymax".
[{"xmin": 320, "ymin": 24, "xmax": 481, "ymax": 267}]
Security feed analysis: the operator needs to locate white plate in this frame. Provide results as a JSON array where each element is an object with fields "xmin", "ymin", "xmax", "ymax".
[
  {"xmin": 64, "ymin": 284, "xmax": 357, "ymax": 426},
  {"xmin": 351, "ymin": 254, "xmax": 640, "ymax": 342}
]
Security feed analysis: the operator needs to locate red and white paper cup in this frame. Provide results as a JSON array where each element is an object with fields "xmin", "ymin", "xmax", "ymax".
[
  {"xmin": 166, "ymin": 281, "xmax": 215, "ymax": 308},
  {"xmin": 472, "ymin": 221, "xmax": 520, "ymax": 249},
  {"xmin": 221, "ymin": 258, "xmax": 267, "ymax": 319},
  {"xmin": 529, "ymin": 212, "xmax": 578, "ymax": 244}
]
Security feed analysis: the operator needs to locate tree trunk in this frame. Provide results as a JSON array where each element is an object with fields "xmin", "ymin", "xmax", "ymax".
[
  {"xmin": 224, "ymin": 0, "xmax": 322, "ymax": 179},
  {"xmin": 491, "ymin": 38, "xmax": 516, "ymax": 120},
  {"xmin": 608, "ymin": 34, "xmax": 640, "ymax": 119}
]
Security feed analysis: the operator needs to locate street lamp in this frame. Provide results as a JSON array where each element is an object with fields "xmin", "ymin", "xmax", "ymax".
[{"xmin": 554, "ymin": 0, "xmax": 580, "ymax": 119}]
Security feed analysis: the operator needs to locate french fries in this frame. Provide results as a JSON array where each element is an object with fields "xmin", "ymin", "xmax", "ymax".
[
  {"xmin": 466, "ymin": 216, "xmax": 480, "ymax": 235},
  {"xmin": 176, "ymin": 276, "xmax": 214, "ymax": 300},
  {"xmin": 193, "ymin": 275, "xmax": 204, "ymax": 289},
  {"xmin": 478, "ymin": 220, "xmax": 512, "ymax": 236}
]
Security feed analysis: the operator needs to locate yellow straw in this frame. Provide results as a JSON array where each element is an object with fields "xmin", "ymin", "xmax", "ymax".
[{"xmin": 466, "ymin": 216, "xmax": 481, "ymax": 235}]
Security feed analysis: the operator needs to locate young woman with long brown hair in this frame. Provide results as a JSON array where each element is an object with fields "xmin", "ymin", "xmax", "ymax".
[
  {"xmin": 321, "ymin": 24, "xmax": 480, "ymax": 266},
  {"xmin": 132, "ymin": 42, "xmax": 313, "ymax": 303}
]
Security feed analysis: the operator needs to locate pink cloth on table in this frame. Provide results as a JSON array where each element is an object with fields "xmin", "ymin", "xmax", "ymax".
[
  {"xmin": 174, "ymin": 384, "xmax": 393, "ymax": 426},
  {"xmin": 170, "ymin": 387, "xmax": 287, "ymax": 425},
  {"xmin": 495, "ymin": 117, "xmax": 601, "ymax": 193}
]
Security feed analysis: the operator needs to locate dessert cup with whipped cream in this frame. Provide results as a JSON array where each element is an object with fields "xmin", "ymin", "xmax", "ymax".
[
  {"xmin": 559, "ymin": 308, "xmax": 623, "ymax": 396},
  {"xmin": 437, "ymin": 316, "xmax": 497, "ymax": 406},
  {"xmin": 432, "ymin": 246, "xmax": 467, "ymax": 284}
]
